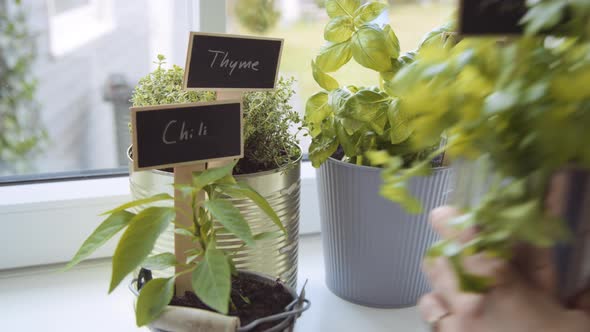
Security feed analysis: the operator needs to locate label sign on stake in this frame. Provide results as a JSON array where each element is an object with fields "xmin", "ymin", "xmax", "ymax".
[
  {"xmin": 130, "ymin": 100, "xmax": 243, "ymax": 171},
  {"xmin": 183, "ymin": 32, "xmax": 283, "ymax": 91},
  {"xmin": 459, "ymin": 0, "xmax": 528, "ymax": 35}
]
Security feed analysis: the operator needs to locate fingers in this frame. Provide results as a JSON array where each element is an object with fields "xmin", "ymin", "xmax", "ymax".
[
  {"xmin": 418, "ymin": 293, "xmax": 449, "ymax": 324},
  {"xmin": 512, "ymin": 245, "xmax": 557, "ymax": 296},
  {"xmin": 430, "ymin": 206, "xmax": 478, "ymax": 243},
  {"xmin": 572, "ymin": 290, "xmax": 590, "ymax": 316},
  {"xmin": 423, "ymin": 256, "xmax": 485, "ymax": 315}
]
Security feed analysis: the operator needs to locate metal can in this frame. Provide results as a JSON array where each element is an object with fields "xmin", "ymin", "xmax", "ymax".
[{"xmin": 128, "ymin": 147, "xmax": 301, "ymax": 288}]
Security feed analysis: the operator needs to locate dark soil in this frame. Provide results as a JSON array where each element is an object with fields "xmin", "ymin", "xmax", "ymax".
[{"xmin": 169, "ymin": 274, "xmax": 294, "ymax": 332}]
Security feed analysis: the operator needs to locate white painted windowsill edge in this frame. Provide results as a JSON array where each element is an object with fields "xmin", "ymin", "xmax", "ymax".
[{"xmin": 0, "ymin": 162, "xmax": 320, "ymax": 270}]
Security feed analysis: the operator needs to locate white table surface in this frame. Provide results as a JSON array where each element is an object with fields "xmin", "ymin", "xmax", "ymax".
[{"xmin": 0, "ymin": 234, "xmax": 426, "ymax": 332}]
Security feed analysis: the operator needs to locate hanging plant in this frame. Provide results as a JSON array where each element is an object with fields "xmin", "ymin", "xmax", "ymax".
[{"xmin": 0, "ymin": 1, "xmax": 45, "ymax": 174}]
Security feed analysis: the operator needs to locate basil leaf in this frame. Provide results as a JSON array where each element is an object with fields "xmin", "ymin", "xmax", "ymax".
[
  {"xmin": 316, "ymin": 40, "xmax": 352, "ymax": 73},
  {"xmin": 354, "ymin": 2, "xmax": 387, "ymax": 27},
  {"xmin": 326, "ymin": 0, "xmax": 361, "ymax": 18},
  {"xmin": 309, "ymin": 132, "xmax": 339, "ymax": 167},
  {"xmin": 305, "ymin": 91, "xmax": 332, "ymax": 138},
  {"xmin": 312, "ymin": 60, "xmax": 339, "ymax": 91},
  {"xmin": 351, "ymin": 25, "xmax": 396, "ymax": 72},
  {"xmin": 324, "ymin": 16, "xmax": 354, "ymax": 43}
]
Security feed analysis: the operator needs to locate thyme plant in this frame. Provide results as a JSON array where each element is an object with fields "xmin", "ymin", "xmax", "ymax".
[{"xmin": 131, "ymin": 55, "xmax": 300, "ymax": 174}]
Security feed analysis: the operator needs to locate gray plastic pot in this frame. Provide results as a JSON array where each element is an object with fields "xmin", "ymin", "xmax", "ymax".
[{"xmin": 317, "ymin": 157, "xmax": 452, "ymax": 308}]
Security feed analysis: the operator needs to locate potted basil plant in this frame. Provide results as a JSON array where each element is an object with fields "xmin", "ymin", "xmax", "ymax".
[
  {"xmin": 304, "ymin": 0, "xmax": 456, "ymax": 307},
  {"xmin": 129, "ymin": 55, "xmax": 302, "ymax": 287},
  {"xmin": 66, "ymin": 160, "xmax": 309, "ymax": 331},
  {"xmin": 380, "ymin": 1, "xmax": 590, "ymax": 297}
]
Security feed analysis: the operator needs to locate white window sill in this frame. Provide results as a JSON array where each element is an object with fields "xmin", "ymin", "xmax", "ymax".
[
  {"xmin": 0, "ymin": 234, "xmax": 423, "ymax": 332},
  {"xmin": 0, "ymin": 162, "xmax": 320, "ymax": 270}
]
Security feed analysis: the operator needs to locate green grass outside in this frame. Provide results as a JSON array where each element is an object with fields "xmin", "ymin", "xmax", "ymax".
[{"xmin": 230, "ymin": 2, "xmax": 455, "ymax": 112}]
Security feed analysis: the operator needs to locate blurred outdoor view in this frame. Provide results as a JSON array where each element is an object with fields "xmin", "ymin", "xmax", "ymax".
[{"xmin": 0, "ymin": 0, "xmax": 453, "ymax": 180}]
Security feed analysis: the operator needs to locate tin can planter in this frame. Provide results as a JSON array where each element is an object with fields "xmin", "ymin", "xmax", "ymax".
[
  {"xmin": 317, "ymin": 157, "xmax": 452, "ymax": 308},
  {"xmin": 127, "ymin": 147, "xmax": 301, "ymax": 288},
  {"xmin": 130, "ymin": 270, "xmax": 310, "ymax": 332}
]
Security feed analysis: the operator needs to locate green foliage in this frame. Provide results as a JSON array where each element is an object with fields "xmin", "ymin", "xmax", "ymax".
[
  {"xmin": 67, "ymin": 159, "xmax": 286, "ymax": 324},
  {"xmin": 304, "ymin": 0, "xmax": 454, "ymax": 168},
  {"xmin": 0, "ymin": 2, "xmax": 46, "ymax": 174},
  {"xmin": 136, "ymin": 277, "xmax": 175, "ymax": 326},
  {"xmin": 131, "ymin": 59, "xmax": 300, "ymax": 174},
  {"xmin": 130, "ymin": 55, "xmax": 216, "ymax": 107},
  {"xmin": 376, "ymin": 3, "xmax": 590, "ymax": 292},
  {"xmin": 239, "ymin": 76, "xmax": 301, "ymax": 174},
  {"xmin": 234, "ymin": 0, "xmax": 280, "ymax": 34}
]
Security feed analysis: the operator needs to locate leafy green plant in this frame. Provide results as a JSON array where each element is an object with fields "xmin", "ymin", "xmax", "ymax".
[
  {"xmin": 131, "ymin": 55, "xmax": 216, "ymax": 106},
  {"xmin": 66, "ymin": 160, "xmax": 286, "ymax": 326},
  {"xmin": 304, "ymin": 0, "xmax": 455, "ymax": 168},
  {"xmin": 238, "ymin": 76, "xmax": 301, "ymax": 174},
  {"xmin": 373, "ymin": 1, "xmax": 590, "ymax": 291},
  {"xmin": 131, "ymin": 55, "xmax": 301, "ymax": 174},
  {"xmin": 0, "ymin": 1, "xmax": 45, "ymax": 174},
  {"xmin": 234, "ymin": 0, "xmax": 280, "ymax": 34}
]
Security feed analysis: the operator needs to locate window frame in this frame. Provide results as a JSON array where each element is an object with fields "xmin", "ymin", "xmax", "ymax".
[
  {"xmin": 0, "ymin": 0, "xmax": 320, "ymax": 271},
  {"xmin": 47, "ymin": 0, "xmax": 115, "ymax": 57}
]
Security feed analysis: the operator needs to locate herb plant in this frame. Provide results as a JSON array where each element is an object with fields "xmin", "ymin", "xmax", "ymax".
[
  {"xmin": 373, "ymin": 1, "xmax": 590, "ymax": 291},
  {"xmin": 131, "ymin": 56, "xmax": 301, "ymax": 174},
  {"xmin": 0, "ymin": 1, "xmax": 45, "ymax": 174},
  {"xmin": 238, "ymin": 76, "xmax": 301, "ymax": 174},
  {"xmin": 304, "ymin": 0, "xmax": 454, "ymax": 168},
  {"xmin": 131, "ymin": 55, "xmax": 216, "ymax": 107},
  {"xmin": 66, "ymin": 160, "xmax": 285, "ymax": 326}
]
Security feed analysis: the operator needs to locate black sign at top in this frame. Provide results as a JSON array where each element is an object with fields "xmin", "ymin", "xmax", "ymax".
[
  {"xmin": 460, "ymin": 0, "xmax": 527, "ymax": 35},
  {"xmin": 183, "ymin": 33, "xmax": 283, "ymax": 90},
  {"xmin": 131, "ymin": 101, "xmax": 243, "ymax": 171}
]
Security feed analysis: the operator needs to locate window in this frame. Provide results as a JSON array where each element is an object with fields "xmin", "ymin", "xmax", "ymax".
[
  {"xmin": 226, "ymin": 0, "xmax": 455, "ymax": 154},
  {"xmin": 47, "ymin": 0, "xmax": 115, "ymax": 56},
  {"xmin": 0, "ymin": 0, "xmax": 202, "ymax": 181}
]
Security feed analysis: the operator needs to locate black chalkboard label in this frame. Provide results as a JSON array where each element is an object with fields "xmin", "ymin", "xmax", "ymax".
[
  {"xmin": 460, "ymin": 0, "xmax": 527, "ymax": 35},
  {"xmin": 131, "ymin": 101, "xmax": 243, "ymax": 171},
  {"xmin": 183, "ymin": 33, "xmax": 283, "ymax": 90}
]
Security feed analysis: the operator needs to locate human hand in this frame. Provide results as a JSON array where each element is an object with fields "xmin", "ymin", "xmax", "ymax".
[{"xmin": 419, "ymin": 206, "xmax": 590, "ymax": 332}]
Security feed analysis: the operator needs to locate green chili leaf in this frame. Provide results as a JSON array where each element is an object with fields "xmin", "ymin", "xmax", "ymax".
[
  {"xmin": 109, "ymin": 207, "xmax": 175, "ymax": 293},
  {"xmin": 192, "ymin": 248, "xmax": 231, "ymax": 314},
  {"xmin": 141, "ymin": 253, "xmax": 178, "ymax": 270},
  {"xmin": 217, "ymin": 182, "xmax": 286, "ymax": 234},
  {"xmin": 136, "ymin": 277, "xmax": 175, "ymax": 326},
  {"xmin": 101, "ymin": 193, "xmax": 173, "ymax": 215},
  {"xmin": 65, "ymin": 210, "xmax": 135, "ymax": 270},
  {"xmin": 203, "ymin": 199, "xmax": 255, "ymax": 246},
  {"xmin": 192, "ymin": 160, "xmax": 239, "ymax": 191}
]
